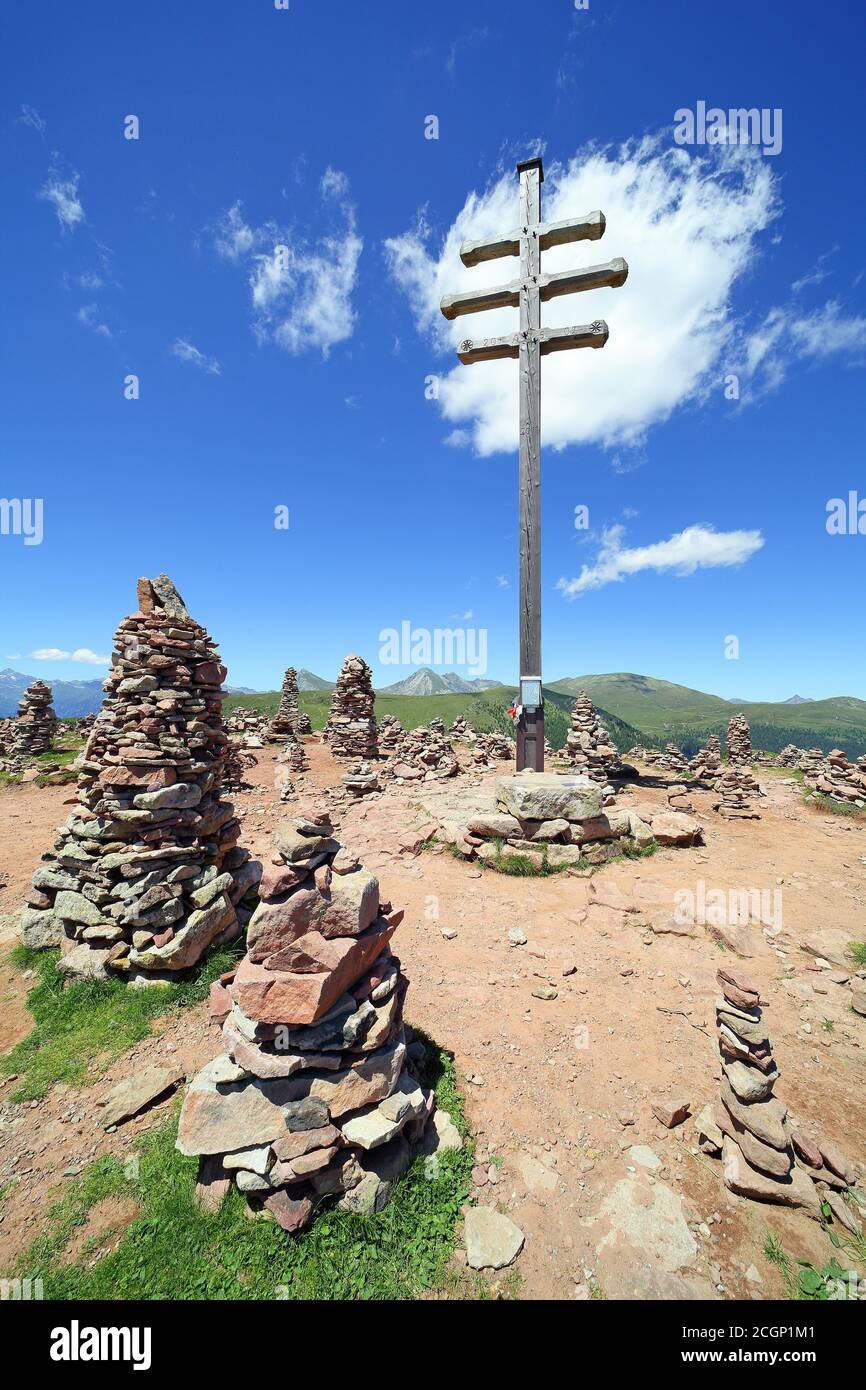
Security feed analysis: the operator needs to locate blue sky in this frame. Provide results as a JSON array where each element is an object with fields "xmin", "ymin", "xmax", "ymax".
[{"xmin": 1, "ymin": 0, "xmax": 864, "ymax": 700}]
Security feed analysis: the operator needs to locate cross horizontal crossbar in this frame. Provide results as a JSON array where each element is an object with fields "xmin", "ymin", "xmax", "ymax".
[
  {"xmin": 440, "ymin": 256, "xmax": 628, "ymax": 320},
  {"xmin": 459, "ymin": 211, "xmax": 606, "ymax": 266},
  {"xmin": 457, "ymin": 320, "xmax": 609, "ymax": 365}
]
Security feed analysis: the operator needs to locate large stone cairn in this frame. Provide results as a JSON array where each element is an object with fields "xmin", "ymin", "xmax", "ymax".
[
  {"xmin": 14, "ymin": 680, "xmax": 58, "ymax": 756},
  {"xmin": 699, "ymin": 967, "xmax": 854, "ymax": 1215},
  {"xmin": 804, "ymin": 748, "xmax": 866, "ymax": 807},
  {"xmin": 20, "ymin": 575, "xmax": 260, "ymax": 978},
  {"xmin": 377, "ymin": 714, "xmax": 403, "ymax": 752},
  {"xmin": 177, "ymin": 811, "xmax": 433, "ymax": 1230},
  {"xmin": 324, "ymin": 656, "xmax": 378, "ymax": 761},
  {"xmin": 268, "ymin": 667, "xmax": 301, "ymax": 743},
  {"xmin": 565, "ymin": 692, "xmax": 623, "ymax": 790},
  {"xmin": 716, "ymin": 715, "xmax": 760, "ymax": 813},
  {"xmin": 727, "ymin": 714, "xmax": 753, "ymax": 766}
]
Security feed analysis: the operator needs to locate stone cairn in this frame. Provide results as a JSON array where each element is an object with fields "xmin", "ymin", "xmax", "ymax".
[
  {"xmin": 224, "ymin": 744, "xmax": 258, "ymax": 794},
  {"xmin": 726, "ymin": 714, "xmax": 753, "ymax": 766},
  {"xmin": 778, "ymin": 743, "xmax": 808, "ymax": 769},
  {"xmin": 715, "ymin": 716, "xmax": 761, "ymax": 815},
  {"xmin": 297, "ymin": 711, "xmax": 312, "ymax": 735},
  {"xmin": 341, "ymin": 762, "xmax": 382, "ymax": 798},
  {"xmin": 470, "ymin": 730, "xmax": 514, "ymax": 767},
  {"xmin": 324, "ymin": 656, "xmax": 378, "ymax": 761},
  {"xmin": 449, "ymin": 714, "xmax": 474, "ymax": 741},
  {"xmin": 804, "ymin": 748, "xmax": 866, "ymax": 807},
  {"xmin": 697, "ymin": 967, "xmax": 856, "ymax": 1216},
  {"xmin": 177, "ymin": 811, "xmax": 434, "ymax": 1230},
  {"xmin": 377, "ymin": 714, "xmax": 403, "ymax": 753},
  {"xmin": 382, "ymin": 723, "xmax": 458, "ymax": 782},
  {"xmin": 14, "ymin": 680, "xmax": 58, "ymax": 756},
  {"xmin": 268, "ymin": 668, "xmax": 302, "ymax": 743},
  {"xmin": 689, "ymin": 735, "xmax": 722, "ymax": 780},
  {"xmin": 20, "ymin": 575, "xmax": 260, "ymax": 979},
  {"xmin": 227, "ymin": 707, "xmax": 267, "ymax": 746},
  {"xmin": 565, "ymin": 692, "xmax": 623, "ymax": 791}
]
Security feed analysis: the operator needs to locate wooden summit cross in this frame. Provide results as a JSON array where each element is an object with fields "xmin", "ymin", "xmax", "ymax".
[{"xmin": 440, "ymin": 156, "xmax": 628, "ymax": 772}]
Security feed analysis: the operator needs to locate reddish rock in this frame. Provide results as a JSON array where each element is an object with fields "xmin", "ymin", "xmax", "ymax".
[
  {"xmin": 263, "ymin": 1189, "xmax": 315, "ymax": 1232},
  {"xmin": 651, "ymin": 1095, "xmax": 691, "ymax": 1129},
  {"xmin": 231, "ymin": 918, "xmax": 394, "ymax": 1025}
]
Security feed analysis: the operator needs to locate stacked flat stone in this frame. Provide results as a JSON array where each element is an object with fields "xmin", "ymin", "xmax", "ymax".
[
  {"xmin": 277, "ymin": 733, "xmax": 308, "ymax": 774},
  {"xmin": 297, "ymin": 712, "xmax": 312, "ymax": 735},
  {"xmin": 20, "ymin": 575, "xmax": 260, "ymax": 979},
  {"xmin": 227, "ymin": 708, "xmax": 267, "ymax": 745},
  {"xmin": 777, "ymin": 744, "xmax": 806, "ymax": 768},
  {"xmin": 428, "ymin": 717, "xmax": 446, "ymax": 736},
  {"xmin": 714, "ymin": 765, "xmax": 761, "ymax": 819},
  {"xmin": 383, "ymin": 724, "xmax": 458, "ymax": 781},
  {"xmin": 268, "ymin": 668, "xmax": 301, "ymax": 743},
  {"xmin": 176, "ymin": 812, "xmax": 432, "ymax": 1230},
  {"xmin": 75, "ymin": 713, "xmax": 97, "ymax": 743},
  {"xmin": 565, "ymin": 691, "xmax": 623, "ymax": 785},
  {"xmin": 470, "ymin": 731, "xmax": 514, "ymax": 766},
  {"xmin": 804, "ymin": 748, "xmax": 866, "ymax": 807},
  {"xmin": 727, "ymin": 714, "xmax": 753, "ymax": 766},
  {"xmin": 689, "ymin": 736, "xmax": 722, "ymax": 780},
  {"xmin": 14, "ymin": 680, "xmax": 57, "ymax": 756},
  {"xmin": 710, "ymin": 967, "xmax": 819, "ymax": 1214},
  {"xmin": 324, "ymin": 656, "xmax": 378, "ymax": 761},
  {"xmin": 449, "ymin": 715, "xmax": 474, "ymax": 741},
  {"xmin": 342, "ymin": 761, "xmax": 381, "ymax": 798},
  {"xmin": 377, "ymin": 714, "xmax": 403, "ymax": 752},
  {"xmin": 224, "ymin": 743, "xmax": 258, "ymax": 794}
]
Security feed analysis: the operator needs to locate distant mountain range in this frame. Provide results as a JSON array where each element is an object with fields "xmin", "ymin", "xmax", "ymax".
[
  {"xmin": 297, "ymin": 669, "xmax": 335, "ymax": 691},
  {"xmin": 0, "ymin": 667, "xmax": 106, "ymax": 718},
  {"xmin": 378, "ymin": 667, "xmax": 503, "ymax": 696},
  {"xmin": 547, "ymin": 672, "xmax": 866, "ymax": 758}
]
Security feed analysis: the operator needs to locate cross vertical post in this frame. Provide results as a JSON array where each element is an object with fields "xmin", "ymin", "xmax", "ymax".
[
  {"xmin": 440, "ymin": 156, "xmax": 627, "ymax": 773},
  {"xmin": 517, "ymin": 158, "xmax": 544, "ymax": 771}
]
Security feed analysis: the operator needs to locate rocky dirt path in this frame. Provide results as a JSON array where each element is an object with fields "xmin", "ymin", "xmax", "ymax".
[{"xmin": 1, "ymin": 749, "xmax": 864, "ymax": 1298}]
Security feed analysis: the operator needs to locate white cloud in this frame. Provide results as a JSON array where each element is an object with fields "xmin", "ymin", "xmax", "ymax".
[
  {"xmin": 736, "ymin": 299, "xmax": 866, "ymax": 396},
  {"xmin": 496, "ymin": 574, "xmax": 510, "ymax": 588},
  {"xmin": 31, "ymin": 647, "xmax": 110, "ymax": 665},
  {"xmin": 385, "ymin": 136, "xmax": 780, "ymax": 455},
  {"xmin": 170, "ymin": 338, "xmax": 221, "ymax": 374},
  {"xmin": 38, "ymin": 165, "xmax": 85, "ymax": 230},
  {"xmin": 791, "ymin": 246, "xmax": 837, "ymax": 293},
  {"xmin": 76, "ymin": 304, "xmax": 112, "ymax": 338},
  {"xmin": 213, "ymin": 173, "xmax": 362, "ymax": 357},
  {"xmin": 18, "ymin": 104, "xmax": 46, "ymax": 134},
  {"xmin": 555, "ymin": 522, "xmax": 764, "ymax": 598}
]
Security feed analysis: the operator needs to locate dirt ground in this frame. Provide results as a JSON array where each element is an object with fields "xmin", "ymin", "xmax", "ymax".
[{"xmin": 1, "ymin": 742, "xmax": 864, "ymax": 1300}]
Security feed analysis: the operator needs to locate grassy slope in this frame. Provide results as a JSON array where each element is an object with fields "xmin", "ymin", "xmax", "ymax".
[{"xmin": 548, "ymin": 673, "xmax": 866, "ymax": 757}]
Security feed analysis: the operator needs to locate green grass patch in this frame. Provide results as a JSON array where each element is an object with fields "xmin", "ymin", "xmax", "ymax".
[
  {"xmin": 809, "ymin": 792, "xmax": 865, "ymax": 819},
  {"xmin": 848, "ymin": 942, "xmax": 866, "ymax": 968},
  {"xmin": 763, "ymin": 1230, "xmax": 865, "ymax": 1301},
  {"xmin": 12, "ymin": 1034, "xmax": 475, "ymax": 1301},
  {"xmin": 0, "ymin": 941, "xmax": 244, "ymax": 1102}
]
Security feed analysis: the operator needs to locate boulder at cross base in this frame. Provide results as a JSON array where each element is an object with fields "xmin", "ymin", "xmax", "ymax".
[{"xmin": 495, "ymin": 772, "xmax": 602, "ymax": 824}]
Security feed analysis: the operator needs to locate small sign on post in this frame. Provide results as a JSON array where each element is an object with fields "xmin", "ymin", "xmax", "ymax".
[{"xmin": 440, "ymin": 156, "xmax": 627, "ymax": 771}]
